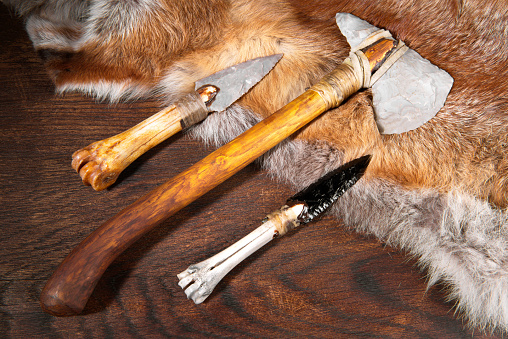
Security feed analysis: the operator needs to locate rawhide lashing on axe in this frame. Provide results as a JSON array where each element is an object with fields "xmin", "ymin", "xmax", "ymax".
[
  {"xmin": 71, "ymin": 54, "xmax": 283, "ymax": 191},
  {"xmin": 40, "ymin": 13, "xmax": 452, "ymax": 316},
  {"xmin": 178, "ymin": 155, "xmax": 371, "ymax": 304}
]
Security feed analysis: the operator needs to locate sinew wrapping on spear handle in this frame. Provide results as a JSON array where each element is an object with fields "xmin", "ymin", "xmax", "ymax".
[
  {"xmin": 178, "ymin": 155, "xmax": 371, "ymax": 304},
  {"xmin": 40, "ymin": 19, "xmax": 404, "ymax": 316}
]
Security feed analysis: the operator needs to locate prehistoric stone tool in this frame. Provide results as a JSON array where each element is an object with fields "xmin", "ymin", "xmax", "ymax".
[
  {"xmin": 40, "ymin": 14, "xmax": 453, "ymax": 316},
  {"xmin": 178, "ymin": 155, "xmax": 371, "ymax": 304},
  {"xmin": 71, "ymin": 54, "xmax": 283, "ymax": 191}
]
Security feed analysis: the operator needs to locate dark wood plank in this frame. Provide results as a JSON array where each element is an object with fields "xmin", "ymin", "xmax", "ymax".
[{"xmin": 0, "ymin": 5, "xmax": 500, "ymax": 338}]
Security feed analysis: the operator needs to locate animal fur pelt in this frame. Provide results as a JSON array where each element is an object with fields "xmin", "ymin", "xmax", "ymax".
[{"xmin": 3, "ymin": 0, "xmax": 508, "ymax": 332}]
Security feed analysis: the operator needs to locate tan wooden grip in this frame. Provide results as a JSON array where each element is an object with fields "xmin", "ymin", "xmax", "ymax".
[
  {"xmin": 71, "ymin": 91, "xmax": 208, "ymax": 191},
  {"xmin": 40, "ymin": 63, "xmax": 361, "ymax": 316}
]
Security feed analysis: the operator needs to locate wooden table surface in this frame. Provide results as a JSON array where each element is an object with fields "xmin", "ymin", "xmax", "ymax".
[{"xmin": 0, "ymin": 6, "xmax": 500, "ymax": 338}]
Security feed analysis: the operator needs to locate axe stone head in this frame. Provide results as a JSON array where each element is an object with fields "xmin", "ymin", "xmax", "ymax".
[{"xmin": 336, "ymin": 13, "xmax": 454, "ymax": 134}]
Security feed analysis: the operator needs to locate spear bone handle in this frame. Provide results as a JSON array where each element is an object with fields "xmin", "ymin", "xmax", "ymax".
[{"xmin": 40, "ymin": 38, "xmax": 396, "ymax": 316}]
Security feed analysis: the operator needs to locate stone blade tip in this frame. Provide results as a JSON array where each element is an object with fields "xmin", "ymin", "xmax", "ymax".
[{"xmin": 195, "ymin": 54, "xmax": 283, "ymax": 112}]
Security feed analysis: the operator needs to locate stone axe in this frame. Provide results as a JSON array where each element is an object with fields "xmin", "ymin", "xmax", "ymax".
[{"xmin": 40, "ymin": 13, "xmax": 453, "ymax": 316}]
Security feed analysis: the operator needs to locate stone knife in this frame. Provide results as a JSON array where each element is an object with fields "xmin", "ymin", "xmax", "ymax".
[{"xmin": 71, "ymin": 54, "xmax": 283, "ymax": 191}]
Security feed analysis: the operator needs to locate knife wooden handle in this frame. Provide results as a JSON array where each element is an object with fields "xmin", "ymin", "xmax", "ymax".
[
  {"xmin": 40, "ymin": 62, "xmax": 363, "ymax": 316},
  {"xmin": 71, "ymin": 88, "xmax": 215, "ymax": 191}
]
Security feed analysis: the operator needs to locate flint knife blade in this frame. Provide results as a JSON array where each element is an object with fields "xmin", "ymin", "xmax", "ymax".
[
  {"xmin": 195, "ymin": 54, "xmax": 283, "ymax": 113},
  {"xmin": 71, "ymin": 54, "xmax": 283, "ymax": 191},
  {"xmin": 177, "ymin": 155, "xmax": 371, "ymax": 304}
]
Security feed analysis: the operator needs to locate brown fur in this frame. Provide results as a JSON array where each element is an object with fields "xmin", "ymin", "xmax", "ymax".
[
  {"xmin": 292, "ymin": 0, "xmax": 508, "ymax": 207},
  {"xmin": 4, "ymin": 0, "xmax": 508, "ymax": 331},
  {"xmin": 22, "ymin": 0, "xmax": 507, "ymax": 207}
]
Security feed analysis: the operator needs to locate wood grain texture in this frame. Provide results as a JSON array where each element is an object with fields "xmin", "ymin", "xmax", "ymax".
[
  {"xmin": 40, "ymin": 86, "xmax": 330, "ymax": 316},
  {"xmin": 0, "ymin": 5, "xmax": 502, "ymax": 338}
]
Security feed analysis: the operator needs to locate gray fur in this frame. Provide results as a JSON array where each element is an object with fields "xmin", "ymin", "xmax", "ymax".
[
  {"xmin": 1, "ymin": 0, "xmax": 90, "ymax": 21},
  {"xmin": 188, "ymin": 104, "xmax": 262, "ymax": 147},
  {"xmin": 192, "ymin": 104, "xmax": 508, "ymax": 332},
  {"xmin": 5, "ymin": 0, "xmax": 508, "ymax": 332},
  {"xmin": 332, "ymin": 182, "xmax": 508, "ymax": 332}
]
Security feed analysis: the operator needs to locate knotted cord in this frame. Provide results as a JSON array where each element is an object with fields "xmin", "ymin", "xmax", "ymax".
[{"xmin": 309, "ymin": 29, "xmax": 408, "ymax": 109}]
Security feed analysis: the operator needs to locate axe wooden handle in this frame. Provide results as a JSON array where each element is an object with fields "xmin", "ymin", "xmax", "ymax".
[
  {"xmin": 72, "ymin": 87, "xmax": 217, "ymax": 191},
  {"xmin": 40, "ymin": 39, "xmax": 396, "ymax": 316}
]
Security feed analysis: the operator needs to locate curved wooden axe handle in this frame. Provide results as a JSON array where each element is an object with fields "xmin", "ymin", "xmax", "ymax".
[
  {"xmin": 41, "ymin": 38, "xmax": 396, "ymax": 315},
  {"xmin": 40, "ymin": 87, "xmax": 329, "ymax": 316}
]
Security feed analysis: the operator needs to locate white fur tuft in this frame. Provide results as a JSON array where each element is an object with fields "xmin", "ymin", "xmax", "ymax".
[
  {"xmin": 84, "ymin": 0, "xmax": 161, "ymax": 42},
  {"xmin": 57, "ymin": 80, "xmax": 151, "ymax": 102},
  {"xmin": 26, "ymin": 13, "xmax": 84, "ymax": 50}
]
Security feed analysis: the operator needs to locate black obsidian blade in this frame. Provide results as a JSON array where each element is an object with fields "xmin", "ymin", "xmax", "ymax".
[{"xmin": 287, "ymin": 155, "xmax": 371, "ymax": 224}]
